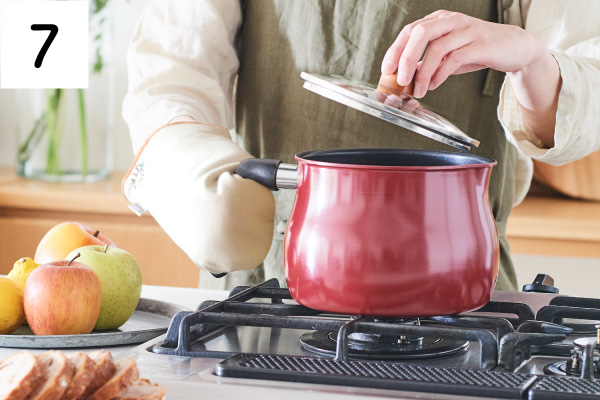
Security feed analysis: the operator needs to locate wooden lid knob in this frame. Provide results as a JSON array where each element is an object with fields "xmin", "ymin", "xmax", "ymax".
[{"xmin": 377, "ymin": 73, "xmax": 414, "ymax": 96}]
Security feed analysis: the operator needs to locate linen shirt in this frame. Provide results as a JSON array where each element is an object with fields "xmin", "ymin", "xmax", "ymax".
[{"xmin": 123, "ymin": 0, "xmax": 600, "ymax": 206}]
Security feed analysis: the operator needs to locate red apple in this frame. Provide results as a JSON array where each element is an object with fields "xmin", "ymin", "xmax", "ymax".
[
  {"xmin": 34, "ymin": 221, "xmax": 117, "ymax": 264},
  {"xmin": 23, "ymin": 257, "xmax": 102, "ymax": 335}
]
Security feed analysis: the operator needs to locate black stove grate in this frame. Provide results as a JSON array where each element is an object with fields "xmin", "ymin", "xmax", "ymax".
[
  {"xmin": 529, "ymin": 375, "xmax": 600, "ymax": 399},
  {"xmin": 216, "ymin": 353, "xmax": 537, "ymax": 399},
  {"xmin": 152, "ymin": 279, "xmax": 511, "ymax": 369}
]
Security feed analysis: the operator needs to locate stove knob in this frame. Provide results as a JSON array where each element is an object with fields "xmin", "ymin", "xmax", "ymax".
[{"xmin": 522, "ymin": 274, "xmax": 559, "ymax": 293}]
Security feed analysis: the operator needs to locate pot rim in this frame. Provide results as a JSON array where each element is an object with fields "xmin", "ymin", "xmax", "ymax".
[{"xmin": 295, "ymin": 148, "xmax": 497, "ymax": 171}]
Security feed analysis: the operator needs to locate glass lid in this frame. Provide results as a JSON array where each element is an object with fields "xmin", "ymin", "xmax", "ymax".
[{"xmin": 300, "ymin": 72, "xmax": 480, "ymax": 152}]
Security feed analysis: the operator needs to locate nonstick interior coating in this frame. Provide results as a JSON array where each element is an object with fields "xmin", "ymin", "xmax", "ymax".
[{"xmin": 297, "ymin": 149, "xmax": 495, "ymax": 167}]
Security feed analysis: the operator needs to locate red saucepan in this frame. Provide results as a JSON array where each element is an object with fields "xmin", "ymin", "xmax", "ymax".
[{"xmin": 235, "ymin": 148, "xmax": 499, "ymax": 317}]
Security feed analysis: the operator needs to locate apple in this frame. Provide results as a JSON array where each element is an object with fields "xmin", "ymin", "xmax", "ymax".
[
  {"xmin": 34, "ymin": 221, "xmax": 117, "ymax": 265},
  {"xmin": 23, "ymin": 256, "xmax": 102, "ymax": 335},
  {"xmin": 66, "ymin": 245, "xmax": 142, "ymax": 330}
]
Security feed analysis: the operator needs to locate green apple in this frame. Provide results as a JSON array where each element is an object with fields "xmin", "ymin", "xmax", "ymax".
[{"xmin": 65, "ymin": 245, "xmax": 142, "ymax": 330}]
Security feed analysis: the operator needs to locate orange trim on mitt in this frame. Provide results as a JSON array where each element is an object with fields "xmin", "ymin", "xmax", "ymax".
[{"xmin": 120, "ymin": 121, "xmax": 226, "ymax": 199}]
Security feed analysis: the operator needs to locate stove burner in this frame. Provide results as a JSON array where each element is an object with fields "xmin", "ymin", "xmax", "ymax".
[
  {"xmin": 300, "ymin": 327, "xmax": 469, "ymax": 360},
  {"xmin": 348, "ymin": 318, "xmax": 424, "ymax": 346},
  {"xmin": 563, "ymin": 319, "xmax": 600, "ymax": 335},
  {"xmin": 539, "ymin": 297, "xmax": 600, "ymax": 335},
  {"xmin": 348, "ymin": 331, "xmax": 424, "ymax": 346},
  {"xmin": 544, "ymin": 337, "xmax": 600, "ymax": 378}
]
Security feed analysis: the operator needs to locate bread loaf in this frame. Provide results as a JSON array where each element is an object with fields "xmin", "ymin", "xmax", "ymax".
[
  {"xmin": 62, "ymin": 353, "xmax": 96, "ymax": 400},
  {"xmin": 26, "ymin": 350, "xmax": 75, "ymax": 400},
  {"xmin": 0, "ymin": 351, "xmax": 43, "ymax": 400},
  {"xmin": 114, "ymin": 379, "xmax": 167, "ymax": 400},
  {"xmin": 0, "ymin": 350, "xmax": 165, "ymax": 400},
  {"xmin": 79, "ymin": 350, "xmax": 116, "ymax": 398},
  {"xmin": 88, "ymin": 359, "xmax": 139, "ymax": 400}
]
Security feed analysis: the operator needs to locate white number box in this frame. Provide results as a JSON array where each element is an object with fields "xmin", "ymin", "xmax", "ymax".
[{"xmin": 0, "ymin": 0, "xmax": 89, "ymax": 88}]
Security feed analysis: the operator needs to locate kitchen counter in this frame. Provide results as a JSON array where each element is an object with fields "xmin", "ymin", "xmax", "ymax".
[{"xmin": 0, "ymin": 285, "xmax": 229, "ymax": 361}]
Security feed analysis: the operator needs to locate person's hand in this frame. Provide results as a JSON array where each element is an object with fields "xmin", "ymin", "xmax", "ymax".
[
  {"xmin": 122, "ymin": 122, "xmax": 275, "ymax": 274},
  {"xmin": 381, "ymin": 10, "xmax": 561, "ymax": 147},
  {"xmin": 382, "ymin": 10, "xmax": 544, "ymax": 97}
]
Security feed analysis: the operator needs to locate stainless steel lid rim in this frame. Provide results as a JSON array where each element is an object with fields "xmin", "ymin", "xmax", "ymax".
[
  {"xmin": 302, "ymin": 80, "xmax": 476, "ymax": 153},
  {"xmin": 300, "ymin": 72, "xmax": 480, "ymax": 151}
]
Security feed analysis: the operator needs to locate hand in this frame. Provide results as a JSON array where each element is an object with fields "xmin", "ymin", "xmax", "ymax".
[
  {"xmin": 381, "ymin": 10, "xmax": 560, "ymax": 147},
  {"xmin": 122, "ymin": 122, "xmax": 275, "ymax": 274}
]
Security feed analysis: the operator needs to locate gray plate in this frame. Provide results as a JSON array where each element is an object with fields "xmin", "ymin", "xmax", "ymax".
[{"xmin": 0, "ymin": 298, "xmax": 188, "ymax": 349}]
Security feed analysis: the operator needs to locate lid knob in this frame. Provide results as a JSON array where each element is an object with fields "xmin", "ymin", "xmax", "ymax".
[
  {"xmin": 377, "ymin": 73, "xmax": 414, "ymax": 97},
  {"xmin": 522, "ymin": 274, "xmax": 559, "ymax": 293}
]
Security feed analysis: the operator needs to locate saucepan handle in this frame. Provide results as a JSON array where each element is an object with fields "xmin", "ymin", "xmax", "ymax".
[
  {"xmin": 212, "ymin": 158, "xmax": 294, "ymax": 279},
  {"xmin": 235, "ymin": 159, "xmax": 298, "ymax": 190}
]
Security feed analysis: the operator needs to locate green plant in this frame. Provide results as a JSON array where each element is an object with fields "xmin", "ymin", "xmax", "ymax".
[{"xmin": 17, "ymin": 0, "xmax": 115, "ymax": 178}]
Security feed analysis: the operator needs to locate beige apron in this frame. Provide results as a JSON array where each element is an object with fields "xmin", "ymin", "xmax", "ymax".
[{"xmin": 201, "ymin": 0, "xmax": 519, "ymax": 292}]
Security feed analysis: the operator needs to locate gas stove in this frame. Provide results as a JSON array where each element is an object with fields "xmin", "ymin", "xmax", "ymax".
[{"xmin": 117, "ymin": 275, "xmax": 600, "ymax": 399}]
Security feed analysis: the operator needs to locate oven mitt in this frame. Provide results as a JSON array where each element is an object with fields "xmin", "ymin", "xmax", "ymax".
[{"xmin": 122, "ymin": 122, "xmax": 275, "ymax": 274}]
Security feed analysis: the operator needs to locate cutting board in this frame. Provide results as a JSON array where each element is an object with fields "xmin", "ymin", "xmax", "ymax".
[{"xmin": 533, "ymin": 150, "xmax": 600, "ymax": 201}]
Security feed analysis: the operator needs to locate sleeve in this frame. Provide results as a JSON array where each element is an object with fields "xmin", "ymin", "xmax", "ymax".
[
  {"xmin": 498, "ymin": 2, "xmax": 600, "ymax": 166},
  {"xmin": 122, "ymin": 0, "xmax": 242, "ymax": 153}
]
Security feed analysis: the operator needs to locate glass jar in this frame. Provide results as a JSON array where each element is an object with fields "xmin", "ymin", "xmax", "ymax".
[{"xmin": 15, "ymin": 2, "xmax": 114, "ymax": 182}]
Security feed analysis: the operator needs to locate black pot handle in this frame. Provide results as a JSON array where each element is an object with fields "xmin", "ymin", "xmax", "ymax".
[
  {"xmin": 211, "ymin": 158, "xmax": 283, "ymax": 279},
  {"xmin": 213, "ymin": 159, "xmax": 284, "ymax": 280},
  {"xmin": 235, "ymin": 158, "xmax": 283, "ymax": 191}
]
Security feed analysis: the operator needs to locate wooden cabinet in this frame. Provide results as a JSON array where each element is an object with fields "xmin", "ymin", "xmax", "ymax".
[
  {"xmin": 0, "ymin": 167, "xmax": 199, "ymax": 287},
  {"xmin": 507, "ymin": 184, "xmax": 600, "ymax": 258}
]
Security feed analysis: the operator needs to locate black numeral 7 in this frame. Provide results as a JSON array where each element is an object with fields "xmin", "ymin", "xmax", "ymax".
[{"xmin": 31, "ymin": 24, "xmax": 59, "ymax": 68}]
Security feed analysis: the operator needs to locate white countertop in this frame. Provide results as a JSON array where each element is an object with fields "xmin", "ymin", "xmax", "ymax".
[
  {"xmin": 141, "ymin": 284, "xmax": 229, "ymax": 311},
  {"xmin": 0, "ymin": 285, "xmax": 229, "ymax": 361}
]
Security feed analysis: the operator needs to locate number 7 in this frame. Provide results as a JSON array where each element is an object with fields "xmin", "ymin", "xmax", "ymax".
[{"xmin": 31, "ymin": 24, "xmax": 59, "ymax": 68}]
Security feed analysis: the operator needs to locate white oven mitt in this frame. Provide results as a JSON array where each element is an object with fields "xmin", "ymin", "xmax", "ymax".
[{"xmin": 122, "ymin": 122, "xmax": 275, "ymax": 274}]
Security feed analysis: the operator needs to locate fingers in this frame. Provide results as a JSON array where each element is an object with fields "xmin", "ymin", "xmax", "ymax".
[
  {"xmin": 415, "ymin": 28, "xmax": 475, "ymax": 96},
  {"xmin": 373, "ymin": 89, "xmax": 387, "ymax": 103},
  {"xmin": 397, "ymin": 16, "xmax": 470, "ymax": 88},
  {"xmin": 381, "ymin": 10, "xmax": 451, "ymax": 75},
  {"xmin": 382, "ymin": 11, "xmax": 538, "ymax": 99},
  {"xmin": 428, "ymin": 45, "xmax": 487, "ymax": 90},
  {"xmin": 382, "ymin": 11, "xmax": 496, "ymax": 98}
]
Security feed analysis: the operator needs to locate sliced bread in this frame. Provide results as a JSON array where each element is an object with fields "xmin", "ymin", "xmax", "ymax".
[
  {"xmin": 62, "ymin": 353, "xmax": 95, "ymax": 400},
  {"xmin": 25, "ymin": 350, "xmax": 74, "ymax": 400},
  {"xmin": 79, "ymin": 350, "xmax": 116, "ymax": 398},
  {"xmin": 113, "ymin": 378, "xmax": 166, "ymax": 400},
  {"xmin": 88, "ymin": 359, "xmax": 139, "ymax": 400},
  {"xmin": 0, "ymin": 351, "xmax": 43, "ymax": 400}
]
